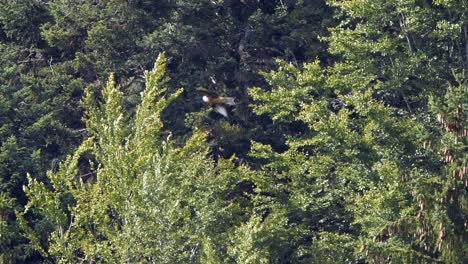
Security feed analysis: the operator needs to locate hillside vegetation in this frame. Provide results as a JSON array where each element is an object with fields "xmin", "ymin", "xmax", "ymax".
[{"xmin": 0, "ymin": 0, "xmax": 466, "ymax": 263}]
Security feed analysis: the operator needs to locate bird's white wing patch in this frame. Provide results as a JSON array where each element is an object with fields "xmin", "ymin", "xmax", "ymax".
[{"xmin": 214, "ymin": 105, "xmax": 228, "ymax": 117}]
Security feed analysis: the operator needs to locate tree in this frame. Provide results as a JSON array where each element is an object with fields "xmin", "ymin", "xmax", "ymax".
[
  {"xmin": 1, "ymin": 1, "xmax": 334, "ymax": 260},
  {"xmin": 324, "ymin": 0, "xmax": 467, "ymax": 262},
  {"xmin": 248, "ymin": 0, "xmax": 467, "ymax": 262},
  {"xmin": 4, "ymin": 1, "xmax": 465, "ymax": 262},
  {"xmin": 21, "ymin": 54, "xmax": 252, "ymax": 262}
]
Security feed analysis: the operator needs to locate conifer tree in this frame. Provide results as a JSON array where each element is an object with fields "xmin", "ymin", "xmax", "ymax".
[
  {"xmin": 248, "ymin": 0, "xmax": 467, "ymax": 262},
  {"xmin": 21, "ymin": 54, "xmax": 252, "ymax": 262}
]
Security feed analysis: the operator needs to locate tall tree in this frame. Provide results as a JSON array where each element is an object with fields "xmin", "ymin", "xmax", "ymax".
[
  {"xmin": 249, "ymin": 0, "xmax": 467, "ymax": 262},
  {"xmin": 1, "ymin": 1, "xmax": 333, "ymax": 261},
  {"xmin": 22, "ymin": 54, "xmax": 251, "ymax": 262}
]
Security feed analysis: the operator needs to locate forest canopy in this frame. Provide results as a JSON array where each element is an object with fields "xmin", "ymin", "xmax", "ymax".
[{"xmin": 0, "ymin": 0, "xmax": 466, "ymax": 263}]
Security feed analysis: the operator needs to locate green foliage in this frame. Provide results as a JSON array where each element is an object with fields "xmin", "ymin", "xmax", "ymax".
[
  {"xmin": 0, "ymin": 1, "xmax": 48, "ymax": 45},
  {"xmin": 2, "ymin": 1, "xmax": 466, "ymax": 263},
  {"xmin": 1, "ymin": 1, "xmax": 334, "ymax": 261},
  {"xmin": 22, "ymin": 55, "xmax": 248, "ymax": 262},
  {"xmin": 247, "ymin": 1, "xmax": 467, "ymax": 262},
  {"xmin": 250, "ymin": 59, "xmax": 325, "ymax": 122},
  {"xmin": 323, "ymin": 0, "xmax": 467, "ymax": 262}
]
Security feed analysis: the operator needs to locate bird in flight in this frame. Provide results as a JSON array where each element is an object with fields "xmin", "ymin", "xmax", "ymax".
[{"xmin": 197, "ymin": 87, "xmax": 236, "ymax": 118}]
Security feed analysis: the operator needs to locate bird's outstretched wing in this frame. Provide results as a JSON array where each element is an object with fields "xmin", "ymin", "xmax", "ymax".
[
  {"xmin": 209, "ymin": 96, "xmax": 236, "ymax": 106},
  {"xmin": 218, "ymin": 96, "xmax": 236, "ymax": 105},
  {"xmin": 214, "ymin": 105, "xmax": 228, "ymax": 118},
  {"xmin": 196, "ymin": 87, "xmax": 217, "ymax": 97}
]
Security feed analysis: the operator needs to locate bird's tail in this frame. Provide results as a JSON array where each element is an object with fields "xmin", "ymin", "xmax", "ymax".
[{"xmin": 220, "ymin": 96, "xmax": 236, "ymax": 105}]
